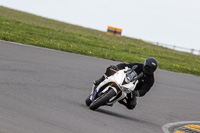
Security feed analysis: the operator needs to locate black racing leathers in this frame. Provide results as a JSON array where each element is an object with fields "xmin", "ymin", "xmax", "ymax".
[
  {"xmin": 103, "ymin": 62, "xmax": 155, "ymax": 109},
  {"xmin": 116, "ymin": 63, "xmax": 154, "ymax": 97},
  {"xmin": 105, "ymin": 63, "xmax": 154, "ymax": 97}
]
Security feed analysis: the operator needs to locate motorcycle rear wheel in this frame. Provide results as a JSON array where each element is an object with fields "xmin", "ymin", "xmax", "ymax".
[{"xmin": 89, "ymin": 89, "xmax": 116, "ymax": 110}]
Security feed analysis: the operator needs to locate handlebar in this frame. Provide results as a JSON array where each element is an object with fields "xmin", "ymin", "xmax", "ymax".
[
  {"xmin": 132, "ymin": 65, "xmax": 138, "ymax": 71},
  {"xmin": 134, "ymin": 72, "xmax": 143, "ymax": 81}
]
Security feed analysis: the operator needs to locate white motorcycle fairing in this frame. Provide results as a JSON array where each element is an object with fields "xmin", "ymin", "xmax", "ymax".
[{"xmin": 90, "ymin": 67, "xmax": 141, "ymax": 106}]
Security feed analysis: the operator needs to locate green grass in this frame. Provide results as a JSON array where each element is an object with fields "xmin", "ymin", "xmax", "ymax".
[{"xmin": 0, "ymin": 6, "xmax": 200, "ymax": 76}]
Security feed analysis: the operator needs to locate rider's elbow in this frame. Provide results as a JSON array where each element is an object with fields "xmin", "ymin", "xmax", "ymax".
[{"xmin": 138, "ymin": 91, "xmax": 146, "ymax": 97}]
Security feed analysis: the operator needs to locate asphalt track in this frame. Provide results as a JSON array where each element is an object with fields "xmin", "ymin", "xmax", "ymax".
[{"xmin": 0, "ymin": 40, "xmax": 200, "ymax": 133}]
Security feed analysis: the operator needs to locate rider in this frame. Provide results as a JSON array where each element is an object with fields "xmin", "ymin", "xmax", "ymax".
[{"xmin": 93, "ymin": 57, "xmax": 157, "ymax": 110}]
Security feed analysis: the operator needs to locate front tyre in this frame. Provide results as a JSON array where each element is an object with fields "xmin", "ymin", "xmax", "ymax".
[
  {"xmin": 89, "ymin": 89, "xmax": 116, "ymax": 110},
  {"xmin": 85, "ymin": 95, "xmax": 92, "ymax": 106}
]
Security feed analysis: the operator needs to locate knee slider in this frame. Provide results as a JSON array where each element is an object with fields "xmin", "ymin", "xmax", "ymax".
[{"xmin": 127, "ymin": 102, "xmax": 136, "ymax": 110}]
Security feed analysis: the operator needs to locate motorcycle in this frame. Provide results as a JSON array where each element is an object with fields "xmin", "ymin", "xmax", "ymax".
[{"xmin": 85, "ymin": 65, "xmax": 143, "ymax": 110}]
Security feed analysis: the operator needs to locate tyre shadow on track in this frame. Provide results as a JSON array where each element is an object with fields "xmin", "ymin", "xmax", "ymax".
[
  {"xmin": 80, "ymin": 103, "xmax": 159, "ymax": 127},
  {"xmin": 96, "ymin": 108, "xmax": 159, "ymax": 127}
]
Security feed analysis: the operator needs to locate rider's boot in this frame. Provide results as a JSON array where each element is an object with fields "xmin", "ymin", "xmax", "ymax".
[
  {"xmin": 118, "ymin": 99, "xmax": 128, "ymax": 105},
  {"xmin": 90, "ymin": 75, "xmax": 106, "ymax": 100},
  {"xmin": 93, "ymin": 75, "xmax": 106, "ymax": 87},
  {"xmin": 91, "ymin": 75, "xmax": 106, "ymax": 94},
  {"xmin": 118, "ymin": 96, "xmax": 137, "ymax": 110}
]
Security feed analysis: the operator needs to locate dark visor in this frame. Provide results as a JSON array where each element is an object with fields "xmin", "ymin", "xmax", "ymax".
[{"xmin": 145, "ymin": 65, "xmax": 155, "ymax": 73}]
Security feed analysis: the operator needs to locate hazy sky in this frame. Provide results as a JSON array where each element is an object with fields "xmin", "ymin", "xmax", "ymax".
[{"xmin": 1, "ymin": 0, "xmax": 200, "ymax": 51}]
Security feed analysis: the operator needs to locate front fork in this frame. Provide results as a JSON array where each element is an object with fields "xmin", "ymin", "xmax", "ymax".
[
  {"xmin": 90, "ymin": 84, "xmax": 97, "ymax": 101},
  {"xmin": 90, "ymin": 85, "xmax": 119, "ymax": 103}
]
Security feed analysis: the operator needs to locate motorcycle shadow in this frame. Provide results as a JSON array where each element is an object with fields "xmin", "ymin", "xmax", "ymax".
[
  {"xmin": 96, "ymin": 108, "xmax": 138, "ymax": 121},
  {"xmin": 96, "ymin": 108, "xmax": 158, "ymax": 127}
]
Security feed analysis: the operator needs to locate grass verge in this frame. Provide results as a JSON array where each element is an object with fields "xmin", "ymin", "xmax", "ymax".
[{"xmin": 0, "ymin": 6, "xmax": 200, "ymax": 76}]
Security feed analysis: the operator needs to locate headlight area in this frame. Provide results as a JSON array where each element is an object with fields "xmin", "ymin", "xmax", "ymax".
[
  {"xmin": 114, "ymin": 73, "xmax": 123, "ymax": 85},
  {"xmin": 122, "ymin": 87, "xmax": 132, "ymax": 93}
]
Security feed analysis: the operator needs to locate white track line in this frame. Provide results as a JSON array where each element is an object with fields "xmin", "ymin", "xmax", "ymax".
[{"xmin": 0, "ymin": 40, "xmax": 62, "ymax": 52}]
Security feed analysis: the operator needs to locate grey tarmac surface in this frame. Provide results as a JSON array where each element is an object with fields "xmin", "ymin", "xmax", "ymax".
[{"xmin": 0, "ymin": 40, "xmax": 200, "ymax": 133}]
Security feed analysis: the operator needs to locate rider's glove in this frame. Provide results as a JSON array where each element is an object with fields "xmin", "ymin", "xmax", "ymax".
[{"xmin": 109, "ymin": 65, "xmax": 118, "ymax": 71}]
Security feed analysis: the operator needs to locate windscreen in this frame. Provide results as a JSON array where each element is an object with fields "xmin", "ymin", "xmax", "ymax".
[{"xmin": 125, "ymin": 69, "xmax": 137, "ymax": 83}]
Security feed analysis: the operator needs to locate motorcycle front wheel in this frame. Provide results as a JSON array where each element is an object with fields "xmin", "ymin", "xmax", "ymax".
[
  {"xmin": 89, "ymin": 89, "xmax": 116, "ymax": 110},
  {"xmin": 85, "ymin": 95, "xmax": 92, "ymax": 106}
]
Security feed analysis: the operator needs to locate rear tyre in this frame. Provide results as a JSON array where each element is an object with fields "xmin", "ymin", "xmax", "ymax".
[
  {"xmin": 89, "ymin": 89, "xmax": 116, "ymax": 110},
  {"xmin": 85, "ymin": 95, "xmax": 92, "ymax": 106}
]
